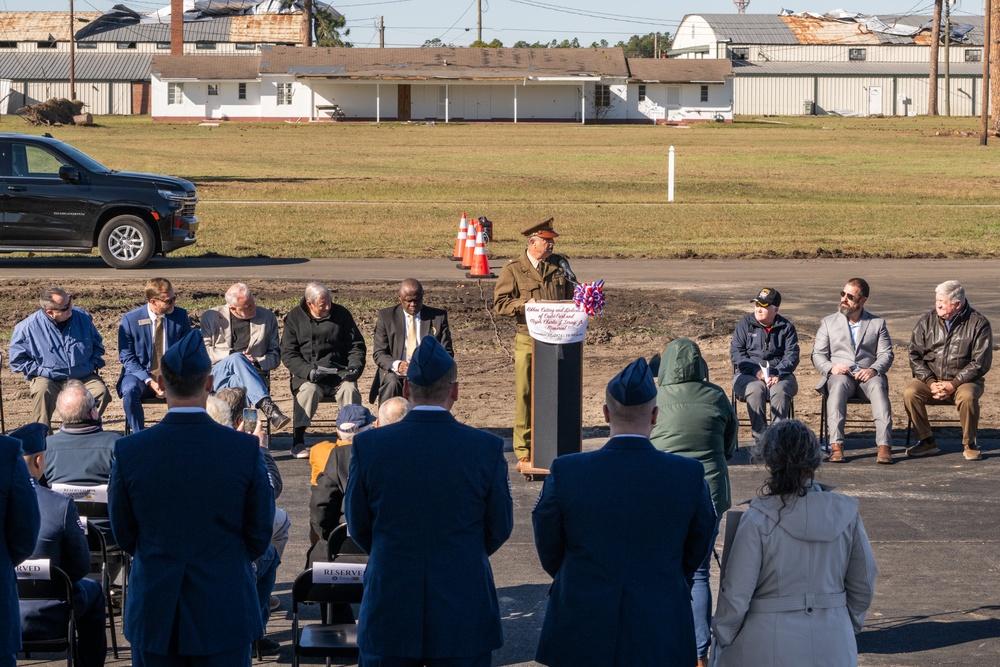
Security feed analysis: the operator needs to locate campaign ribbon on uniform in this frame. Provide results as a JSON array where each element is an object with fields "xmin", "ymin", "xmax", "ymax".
[{"xmin": 574, "ymin": 280, "xmax": 605, "ymax": 316}]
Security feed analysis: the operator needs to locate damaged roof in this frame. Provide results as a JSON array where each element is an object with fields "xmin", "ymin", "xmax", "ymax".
[
  {"xmin": 151, "ymin": 54, "xmax": 261, "ymax": 80},
  {"xmin": 692, "ymin": 13, "xmax": 983, "ymax": 46},
  {"xmin": 0, "ymin": 51, "xmax": 151, "ymax": 80},
  {"xmin": 257, "ymin": 46, "xmax": 631, "ymax": 80},
  {"xmin": 628, "ymin": 58, "xmax": 732, "ymax": 83},
  {"xmin": 75, "ymin": 13, "xmax": 302, "ymax": 43},
  {"xmin": 0, "ymin": 12, "xmax": 103, "ymax": 42}
]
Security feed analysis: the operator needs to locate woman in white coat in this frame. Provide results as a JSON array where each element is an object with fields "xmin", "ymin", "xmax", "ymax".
[{"xmin": 711, "ymin": 420, "xmax": 877, "ymax": 667}]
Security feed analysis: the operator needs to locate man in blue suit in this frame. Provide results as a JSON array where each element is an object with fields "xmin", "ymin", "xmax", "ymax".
[
  {"xmin": 109, "ymin": 330, "xmax": 275, "ymax": 667},
  {"xmin": 15, "ymin": 423, "xmax": 106, "ymax": 667},
  {"xmin": 346, "ymin": 336, "xmax": 514, "ymax": 667},
  {"xmin": 116, "ymin": 278, "xmax": 192, "ymax": 433},
  {"xmin": 532, "ymin": 358, "xmax": 717, "ymax": 667},
  {"xmin": 1, "ymin": 429, "xmax": 41, "ymax": 667}
]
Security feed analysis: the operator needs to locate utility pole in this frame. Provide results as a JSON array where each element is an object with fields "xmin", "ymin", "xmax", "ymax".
[
  {"xmin": 379, "ymin": 15, "xmax": 384, "ymax": 48},
  {"xmin": 990, "ymin": 0, "xmax": 1000, "ymax": 136},
  {"xmin": 929, "ymin": 0, "xmax": 942, "ymax": 115},
  {"xmin": 301, "ymin": 0, "xmax": 313, "ymax": 46},
  {"xmin": 983, "ymin": 0, "xmax": 992, "ymax": 144},
  {"xmin": 68, "ymin": 0, "xmax": 76, "ymax": 100},
  {"xmin": 944, "ymin": 0, "xmax": 951, "ymax": 116},
  {"xmin": 654, "ymin": 33, "xmax": 659, "ymax": 58},
  {"xmin": 477, "ymin": 0, "xmax": 482, "ymax": 43}
]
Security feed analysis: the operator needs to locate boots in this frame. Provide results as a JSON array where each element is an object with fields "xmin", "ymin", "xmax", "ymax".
[
  {"xmin": 876, "ymin": 445, "xmax": 893, "ymax": 464},
  {"xmin": 256, "ymin": 397, "xmax": 291, "ymax": 430}
]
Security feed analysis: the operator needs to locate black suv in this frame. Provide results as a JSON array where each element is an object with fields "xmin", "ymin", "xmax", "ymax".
[{"xmin": 0, "ymin": 133, "xmax": 198, "ymax": 269}]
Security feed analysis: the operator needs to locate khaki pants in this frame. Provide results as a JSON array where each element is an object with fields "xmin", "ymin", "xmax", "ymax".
[
  {"xmin": 292, "ymin": 380, "xmax": 361, "ymax": 428},
  {"xmin": 903, "ymin": 378, "xmax": 982, "ymax": 446},
  {"xmin": 513, "ymin": 333, "xmax": 533, "ymax": 460},
  {"xmin": 30, "ymin": 373, "xmax": 111, "ymax": 429}
]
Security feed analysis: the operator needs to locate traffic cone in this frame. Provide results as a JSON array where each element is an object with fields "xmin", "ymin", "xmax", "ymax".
[
  {"xmin": 466, "ymin": 226, "xmax": 497, "ymax": 278},
  {"xmin": 458, "ymin": 219, "xmax": 477, "ymax": 269},
  {"xmin": 451, "ymin": 212, "xmax": 467, "ymax": 261}
]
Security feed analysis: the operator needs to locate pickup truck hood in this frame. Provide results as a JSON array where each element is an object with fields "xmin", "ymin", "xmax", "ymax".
[{"xmin": 105, "ymin": 171, "xmax": 196, "ymax": 193}]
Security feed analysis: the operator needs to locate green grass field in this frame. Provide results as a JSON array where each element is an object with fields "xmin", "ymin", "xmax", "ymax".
[{"xmin": 9, "ymin": 114, "xmax": 998, "ymax": 259}]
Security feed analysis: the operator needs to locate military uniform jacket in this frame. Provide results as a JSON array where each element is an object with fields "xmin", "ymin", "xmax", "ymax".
[
  {"xmin": 108, "ymin": 411, "xmax": 274, "ymax": 656},
  {"xmin": 1, "ymin": 435, "xmax": 41, "ymax": 657},
  {"xmin": 532, "ymin": 436, "xmax": 717, "ymax": 667},
  {"xmin": 494, "ymin": 252, "xmax": 574, "ymax": 335}
]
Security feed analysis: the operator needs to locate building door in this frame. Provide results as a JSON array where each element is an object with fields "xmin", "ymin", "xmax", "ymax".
[
  {"xmin": 868, "ymin": 86, "xmax": 882, "ymax": 115},
  {"xmin": 398, "ymin": 85, "xmax": 411, "ymax": 121}
]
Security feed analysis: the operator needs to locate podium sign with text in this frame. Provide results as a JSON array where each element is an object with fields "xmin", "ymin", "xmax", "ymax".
[{"xmin": 526, "ymin": 302, "xmax": 586, "ymax": 474}]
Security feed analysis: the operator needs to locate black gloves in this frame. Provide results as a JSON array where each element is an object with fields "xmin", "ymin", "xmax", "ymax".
[{"xmin": 343, "ymin": 366, "xmax": 361, "ymax": 383}]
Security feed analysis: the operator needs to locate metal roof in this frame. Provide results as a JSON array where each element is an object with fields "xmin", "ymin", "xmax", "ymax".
[
  {"xmin": 0, "ymin": 12, "xmax": 103, "ymax": 42},
  {"xmin": 733, "ymin": 60, "xmax": 983, "ymax": 77},
  {"xmin": 689, "ymin": 13, "xmax": 983, "ymax": 47},
  {"xmin": 628, "ymin": 58, "xmax": 732, "ymax": 83},
  {"xmin": 258, "ymin": 46, "xmax": 631, "ymax": 80},
  {"xmin": 0, "ymin": 51, "xmax": 151, "ymax": 80},
  {"xmin": 75, "ymin": 13, "xmax": 303, "ymax": 44},
  {"xmin": 151, "ymin": 54, "xmax": 261, "ymax": 80}
]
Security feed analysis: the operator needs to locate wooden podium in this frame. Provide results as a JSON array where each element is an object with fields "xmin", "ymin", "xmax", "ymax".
[{"xmin": 521, "ymin": 301, "xmax": 587, "ymax": 480}]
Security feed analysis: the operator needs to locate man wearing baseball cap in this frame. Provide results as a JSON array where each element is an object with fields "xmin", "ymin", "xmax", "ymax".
[{"xmin": 730, "ymin": 287, "xmax": 800, "ymax": 442}]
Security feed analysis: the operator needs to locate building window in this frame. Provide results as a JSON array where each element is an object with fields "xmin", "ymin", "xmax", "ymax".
[
  {"xmin": 848, "ymin": 48, "xmax": 866, "ymax": 61},
  {"xmin": 196, "ymin": 41, "xmax": 216, "ymax": 50},
  {"xmin": 0, "ymin": 41, "xmax": 15, "ymax": 49},
  {"xmin": 207, "ymin": 84, "xmax": 219, "ymax": 96},
  {"xmin": 276, "ymin": 82, "xmax": 293, "ymax": 105},
  {"xmin": 37, "ymin": 41, "xmax": 57, "ymax": 49},
  {"xmin": 238, "ymin": 83, "xmax": 247, "ymax": 100},
  {"xmin": 117, "ymin": 42, "xmax": 136, "ymax": 49},
  {"xmin": 638, "ymin": 84, "xmax": 646, "ymax": 102},
  {"xmin": 76, "ymin": 42, "xmax": 97, "ymax": 49},
  {"xmin": 168, "ymin": 82, "xmax": 184, "ymax": 105},
  {"xmin": 700, "ymin": 85, "xmax": 709, "ymax": 102},
  {"xmin": 156, "ymin": 42, "xmax": 171, "ymax": 49},
  {"xmin": 594, "ymin": 84, "xmax": 610, "ymax": 108},
  {"xmin": 731, "ymin": 46, "xmax": 749, "ymax": 61},
  {"xmin": 966, "ymin": 49, "xmax": 982, "ymax": 62},
  {"xmin": 235, "ymin": 42, "xmax": 256, "ymax": 50}
]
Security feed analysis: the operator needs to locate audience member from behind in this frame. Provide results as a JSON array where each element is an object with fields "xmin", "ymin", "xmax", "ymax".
[
  {"xmin": 649, "ymin": 338, "xmax": 737, "ymax": 667},
  {"xmin": 376, "ymin": 396, "xmax": 410, "ymax": 426},
  {"xmin": 345, "ymin": 336, "xmax": 514, "ymax": 667},
  {"xmin": 309, "ymin": 404, "xmax": 374, "ymax": 486},
  {"xmin": 15, "ymin": 423, "xmax": 106, "ymax": 667},
  {"xmin": 202, "ymin": 283, "xmax": 290, "ymax": 430},
  {"xmin": 280, "ymin": 281, "xmax": 366, "ymax": 458},
  {"xmin": 9, "ymin": 286, "xmax": 111, "ymax": 429},
  {"xmin": 711, "ymin": 420, "xmax": 877, "ymax": 667},
  {"xmin": 108, "ymin": 330, "xmax": 275, "ymax": 667},
  {"xmin": 532, "ymin": 357, "xmax": 716, "ymax": 667},
  {"xmin": 1, "ymin": 427, "xmax": 42, "ymax": 667}
]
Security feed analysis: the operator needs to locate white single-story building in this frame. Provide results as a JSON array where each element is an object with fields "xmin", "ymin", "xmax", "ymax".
[{"xmin": 150, "ymin": 46, "xmax": 734, "ymax": 123}]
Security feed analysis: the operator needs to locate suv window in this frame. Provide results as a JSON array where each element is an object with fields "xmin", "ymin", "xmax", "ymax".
[{"xmin": 11, "ymin": 144, "xmax": 68, "ymax": 178}]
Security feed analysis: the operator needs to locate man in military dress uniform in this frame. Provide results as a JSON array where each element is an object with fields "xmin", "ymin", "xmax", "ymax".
[{"xmin": 494, "ymin": 219, "xmax": 575, "ymax": 470}]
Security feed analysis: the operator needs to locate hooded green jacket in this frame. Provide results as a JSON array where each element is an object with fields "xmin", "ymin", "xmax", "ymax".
[{"xmin": 649, "ymin": 338, "xmax": 738, "ymax": 515}]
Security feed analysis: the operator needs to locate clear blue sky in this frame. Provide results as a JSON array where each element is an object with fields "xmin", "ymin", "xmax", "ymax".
[{"xmin": 2, "ymin": 0, "xmax": 982, "ymax": 47}]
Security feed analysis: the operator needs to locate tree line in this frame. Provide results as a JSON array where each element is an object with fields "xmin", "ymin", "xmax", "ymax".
[{"xmin": 422, "ymin": 32, "xmax": 673, "ymax": 58}]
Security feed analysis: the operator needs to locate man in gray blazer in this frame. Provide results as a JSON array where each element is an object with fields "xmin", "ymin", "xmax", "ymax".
[{"xmin": 812, "ymin": 278, "xmax": 894, "ymax": 464}]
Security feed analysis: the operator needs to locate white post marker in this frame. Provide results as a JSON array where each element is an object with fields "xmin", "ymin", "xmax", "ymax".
[{"xmin": 668, "ymin": 145, "xmax": 675, "ymax": 203}]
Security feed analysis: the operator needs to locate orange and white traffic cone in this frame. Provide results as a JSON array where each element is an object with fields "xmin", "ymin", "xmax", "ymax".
[
  {"xmin": 451, "ymin": 212, "xmax": 467, "ymax": 261},
  {"xmin": 458, "ymin": 219, "xmax": 477, "ymax": 269},
  {"xmin": 466, "ymin": 226, "xmax": 497, "ymax": 278}
]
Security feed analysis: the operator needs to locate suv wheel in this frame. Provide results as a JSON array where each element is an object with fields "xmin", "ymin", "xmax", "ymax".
[{"xmin": 98, "ymin": 215, "xmax": 157, "ymax": 269}]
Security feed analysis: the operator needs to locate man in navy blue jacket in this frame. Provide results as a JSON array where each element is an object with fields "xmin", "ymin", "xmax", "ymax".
[
  {"xmin": 15, "ymin": 423, "xmax": 106, "ymax": 667},
  {"xmin": 1, "ymin": 430, "xmax": 41, "ymax": 667},
  {"xmin": 109, "ymin": 330, "xmax": 274, "ymax": 667},
  {"xmin": 532, "ymin": 358, "xmax": 717, "ymax": 667},
  {"xmin": 346, "ymin": 336, "xmax": 513, "ymax": 667},
  {"xmin": 116, "ymin": 278, "xmax": 192, "ymax": 433}
]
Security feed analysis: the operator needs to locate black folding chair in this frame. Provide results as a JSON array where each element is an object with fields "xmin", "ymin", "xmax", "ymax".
[
  {"xmin": 74, "ymin": 499, "xmax": 130, "ymax": 610},
  {"xmin": 84, "ymin": 520, "xmax": 119, "ymax": 659},
  {"xmin": 818, "ymin": 386, "xmax": 873, "ymax": 447},
  {"xmin": 17, "ymin": 561, "xmax": 76, "ymax": 667},
  {"xmin": 325, "ymin": 523, "xmax": 367, "ymax": 564},
  {"xmin": 291, "ymin": 566, "xmax": 365, "ymax": 667},
  {"xmin": 730, "ymin": 366, "xmax": 795, "ymax": 431},
  {"xmin": 124, "ymin": 396, "xmax": 167, "ymax": 435},
  {"xmin": 905, "ymin": 396, "xmax": 963, "ymax": 447}
]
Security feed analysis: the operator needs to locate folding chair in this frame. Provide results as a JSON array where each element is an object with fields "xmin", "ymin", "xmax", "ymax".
[
  {"xmin": 17, "ymin": 560, "xmax": 76, "ymax": 667},
  {"xmin": 84, "ymin": 519, "xmax": 119, "ymax": 659},
  {"xmin": 291, "ymin": 566, "xmax": 365, "ymax": 667},
  {"xmin": 124, "ymin": 396, "xmax": 167, "ymax": 435},
  {"xmin": 730, "ymin": 367, "xmax": 795, "ymax": 430},
  {"xmin": 73, "ymin": 498, "xmax": 130, "ymax": 611},
  {"xmin": 905, "ymin": 397, "xmax": 963, "ymax": 447},
  {"xmin": 818, "ymin": 387, "xmax": 873, "ymax": 447},
  {"xmin": 325, "ymin": 523, "xmax": 367, "ymax": 564}
]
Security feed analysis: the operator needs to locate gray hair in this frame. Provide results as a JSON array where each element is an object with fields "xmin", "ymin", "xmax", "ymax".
[
  {"xmin": 935, "ymin": 280, "xmax": 965, "ymax": 305},
  {"xmin": 377, "ymin": 396, "xmax": 410, "ymax": 426},
  {"xmin": 225, "ymin": 283, "xmax": 251, "ymax": 308},
  {"xmin": 55, "ymin": 379, "xmax": 95, "ymax": 423},
  {"xmin": 39, "ymin": 286, "xmax": 69, "ymax": 310},
  {"xmin": 206, "ymin": 396, "xmax": 233, "ymax": 427},
  {"xmin": 304, "ymin": 282, "xmax": 331, "ymax": 304}
]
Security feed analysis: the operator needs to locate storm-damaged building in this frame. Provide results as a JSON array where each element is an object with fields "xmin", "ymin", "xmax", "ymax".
[{"xmin": 670, "ymin": 10, "xmax": 985, "ymax": 116}]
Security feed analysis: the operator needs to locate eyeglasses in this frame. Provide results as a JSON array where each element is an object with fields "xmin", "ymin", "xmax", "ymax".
[
  {"xmin": 153, "ymin": 296, "xmax": 177, "ymax": 305},
  {"xmin": 45, "ymin": 297, "xmax": 72, "ymax": 313},
  {"xmin": 840, "ymin": 291, "xmax": 861, "ymax": 302}
]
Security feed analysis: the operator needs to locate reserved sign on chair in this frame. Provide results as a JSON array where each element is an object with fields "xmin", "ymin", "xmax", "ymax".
[
  {"xmin": 16, "ymin": 559, "xmax": 51, "ymax": 580},
  {"xmin": 312, "ymin": 562, "xmax": 366, "ymax": 584},
  {"xmin": 50, "ymin": 483, "xmax": 108, "ymax": 503}
]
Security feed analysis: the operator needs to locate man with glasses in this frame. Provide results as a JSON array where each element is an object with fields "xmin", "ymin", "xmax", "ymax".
[
  {"xmin": 494, "ymin": 219, "xmax": 575, "ymax": 471},
  {"xmin": 201, "ymin": 283, "xmax": 290, "ymax": 430},
  {"xmin": 812, "ymin": 278, "xmax": 894, "ymax": 464},
  {"xmin": 9, "ymin": 286, "xmax": 111, "ymax": 429},
  {"xmin": 117, "ymin": 278, "xmax": 192, "ymax": 433},
  {"xmin": 730, "ymin": 287, "xmax": 800, "ymax": 443}
]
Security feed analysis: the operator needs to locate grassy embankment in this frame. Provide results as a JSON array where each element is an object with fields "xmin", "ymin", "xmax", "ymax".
[{"xmin": 12, "ymin": 114, "xmax": 999, "ymax": 259}]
